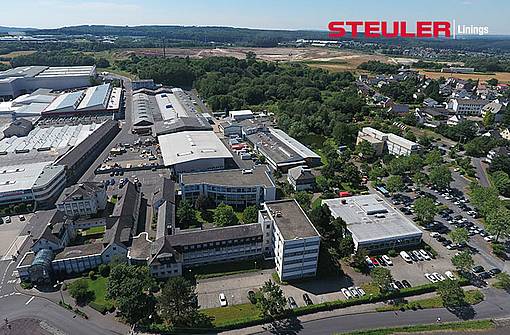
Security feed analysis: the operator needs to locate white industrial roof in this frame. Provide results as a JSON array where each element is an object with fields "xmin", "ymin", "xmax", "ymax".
[
  {"xmin": 159, "ymin": 131, "xmax": 233, "ymax": 166},
  {"xmin": 322, "ymin": 194, "xmax": 422, "ymax": 244},
  {"xmin": 229, "ymin": 110, "xmax": 253, "ymax": 117},
  {"xmin": 269, "ymin": 128, "xmax": 321, "ymax": 160},
  {"xmin": 0, "ymin": 161, "xmax": 52, "ymax": 194}
]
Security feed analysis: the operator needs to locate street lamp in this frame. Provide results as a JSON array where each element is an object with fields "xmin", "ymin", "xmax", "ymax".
[{"xmin": 54, "ymin": 281, "xmax": 64, "ymax": 304}]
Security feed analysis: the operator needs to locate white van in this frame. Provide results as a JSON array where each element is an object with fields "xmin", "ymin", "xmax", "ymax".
[{"xmin": 400, "ymin": 251, "xmax": 412, "ymax": 263}]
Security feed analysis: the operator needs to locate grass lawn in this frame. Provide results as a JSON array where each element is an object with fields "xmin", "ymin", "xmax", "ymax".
[
  {"xmin": 81, "ymin": 226, "xmax": 106, "ymax": 236},
  {"xmin": 203, "ymin": 303, "xmax": 260, "ymax": 327},
  {"xmin": 360, "ymin": 282, "xmax": 380, "ymax": 296},
  {"xmin": 84, "ymin": 276, "xmax": 110, "ymax": 307},
  {"xmin": 336, "ymin": 319, "xmax": 494, "ymax": 335},
  {"xmin": 376, "ymin": 289, "xmax": 484, "ymax": 312}
]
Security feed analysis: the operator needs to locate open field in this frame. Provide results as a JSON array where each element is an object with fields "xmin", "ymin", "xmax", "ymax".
[{"xmin": 419, "ymin": 70, "xmax": 510, "ymax": 83}]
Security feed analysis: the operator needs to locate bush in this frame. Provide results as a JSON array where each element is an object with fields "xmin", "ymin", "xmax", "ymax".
[
  {"xmin": 88, "ymin": 271, "xmax": 96, "ymax": 280},
  {"xmin": 20, "ymin": 281, "xmax": 33, "ymax": 290},
  {"xmin": 388, "ymin": 249, "xmax": 397, "ymax": 257},
  {"xmin": 492, "ymin": 243, "xmax": 506, "ymax": 259},
  {"xmin": 98, "ymin": 264, "xmax": 110, "ymax": 277}
]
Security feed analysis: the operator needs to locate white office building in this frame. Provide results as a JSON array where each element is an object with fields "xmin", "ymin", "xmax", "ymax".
[
  {"xmin": 450, "ymin": 98, "xmax": 488, "ymax": 116},
  {"xmin": 56, "ymin": 182, "xmax": 107, "ymax": 217},
  {"xmin": 260, "ymin": 199, "xmax": 321, "ymax": 281},
  {"xmin": 356, "ymin": 127, "xmax": 420, "ymax": 157}
]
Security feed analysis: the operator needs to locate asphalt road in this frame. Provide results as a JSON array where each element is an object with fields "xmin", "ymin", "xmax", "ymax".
[
  {"xmin": 259, "ymin": 288, "xmax": 510, "ymax": 335},
  {"xmin": 471, "ymin": 157, "xmax": 490, "ymax": 188}
]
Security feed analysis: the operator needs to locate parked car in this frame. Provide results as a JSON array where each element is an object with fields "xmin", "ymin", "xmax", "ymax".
[
  {"xmin": 401, "ymin": 280, "xmax": 412, "ymax": 288},
  {"xmin": 18, "ymin": 215, "xmax": 26, "ymax": 221},
  {"xmin": 412, "ymin": 250, "xmax": 423, "ymax": 261},
  {"xmin": 479, "ymin": 272, "xmax": 492, "ymax": 280},
  {"xmin": 4, "ymin": 216, "xmax": 11, "ymax": 224},
  {"xmin": 472, "ymin": 265, "xmax": 485, "ymax": 274},
  {"xmin": 425, "ymin": 273, "xmax": 438, "ymax": 283},
  {"xmin": 248, "ymin": 290, "xmax": 257, "ymax": 304},
  {"xmin": 288, "ymin": 296, "xmax": 298, "ymax": 308},
  {"xmin": 433, "ymin": 272, "xmax": 446, "ymax": 281},
  {"xmin": 445, "ymin": 271, "xmax": 456, "ymax": 280},
  {"xmin": 489, "ymin": 268, "xmax": 502, "ymax": 276},
  {"xmin": 356, "ymin": 287, "xmax": 366, "ymax": 296},
  {"xmin": 394, "ymin": 281, "xmax": 404, "ymax": 289},
  {"xmin": 419, "ymin": 249, "xmax": 431, "ymax": 260},
  {"xmin": 400, "ymin": 251, "xmax": 412, "ymax": 263},
  {"xmin": 381, "ymin": 255, "xmax": 393, "ymax": 266},
  {"xmin": 341, "ymin": 288, "xmax": 352, "ymax": 300},
  {"xmin": 348, "ymin": 287, "xmax": 360, "ymax": 298},
  {"xmin": 303, "ymin": 293, "xmax": 313, "ymax": 305},
  {"xmin": 219, "ymin": 293, "xmax": 228, "ymax": 307},
  {"xmin": 370, "ymin": 257, "xmax": 380, "ymax": 266}
]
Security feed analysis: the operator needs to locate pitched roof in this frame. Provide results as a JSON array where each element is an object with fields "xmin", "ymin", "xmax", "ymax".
[
  {"xmin": 57, "ymin": 181, "xmax": 104, "ymax": 203},
  {"xmin": 288, "ymin": 166, "xmax": 315, "ymax": 182}
]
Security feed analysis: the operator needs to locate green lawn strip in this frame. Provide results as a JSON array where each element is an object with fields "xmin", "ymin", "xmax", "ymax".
[
  {"xmin": 193, "ymin": 258, "xmax": 268, "ymax": 279},
  {"xmin": 203, "ymin": 303, "xmax": 260, "ymax": 327},
  {"xmin": 82, "ymin": 226, "xmax": 106, "ymax": 236},
  {"xmin": 334, "ymin": 319, "xmax": 494, "ymax": 335},
  {"xmin": 375, "ymin": 289, "xmax": 484, "ymax": 312}
]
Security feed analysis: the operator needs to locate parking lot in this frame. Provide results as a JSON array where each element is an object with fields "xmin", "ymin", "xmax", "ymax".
[{"xmin": 0, "ymin": 214, "xmax": 32, "ymax": 261}]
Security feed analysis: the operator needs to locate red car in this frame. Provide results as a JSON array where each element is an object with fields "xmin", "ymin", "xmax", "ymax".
[{"xmin": 370, "ymin": 257, "xmax": 380, "ymax": 266}]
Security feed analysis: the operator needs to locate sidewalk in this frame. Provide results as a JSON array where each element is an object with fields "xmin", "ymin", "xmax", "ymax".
[{"xmin": 220, "ymin": 286, "xmax": 481, "ymax": 335}]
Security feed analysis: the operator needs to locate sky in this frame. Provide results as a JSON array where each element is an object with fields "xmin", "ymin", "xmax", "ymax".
[{"xmin": 1, "ymin": 0, "xmax": 510, "ymax": 35}]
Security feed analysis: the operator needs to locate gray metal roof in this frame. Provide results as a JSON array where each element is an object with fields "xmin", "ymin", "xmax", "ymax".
[{"xmin": 323, "ymin": 194, "xmax": 423, "ymax": 244}]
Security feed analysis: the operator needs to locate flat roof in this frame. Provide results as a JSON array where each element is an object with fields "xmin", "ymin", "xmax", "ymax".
[
  {"xmin": 158, "ymin": 131, "xmax": 233, "ymax": 166},
  {"xmin": 0, "ymin": 161, "xmax": 52, "ymax": 194},
  {"xmin": 266, "ymin": 199, "xmax": 319, "ymax": 240},
  {"xmin": 246, "ymin": 131, "xmax": 305, "ymax": 166},
  {"xmin": 322, "ymin": 194, "xmax": 422, "ymax": 244},
  {"xmin": 166, "ymin": 223, "xmax": 262, "ymax": 246},
  {"xmin": 180, "ymin": 165, "xmax": 275, "ymax": 188}
]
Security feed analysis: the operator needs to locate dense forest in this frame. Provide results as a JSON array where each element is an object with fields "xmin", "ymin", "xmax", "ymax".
[
  {"xmin": 118, "ymin": 55, "xmax": 366, "ymax": 142},
  {"xmin": 9, "ymin": 51, "xmax": 109, "ymax": 68},
  {"xmin": 358, "ymin": 60, "xmax": 400, "ymax": 74}
]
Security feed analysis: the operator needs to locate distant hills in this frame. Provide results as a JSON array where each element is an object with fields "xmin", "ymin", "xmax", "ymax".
[{"xmin": 0, "ymin": 26, "xmax": 38, "ymax": 33}]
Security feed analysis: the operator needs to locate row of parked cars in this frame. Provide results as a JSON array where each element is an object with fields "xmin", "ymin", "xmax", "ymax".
[
  {"xmin": 341, "ymin": 286, "xmax": 366, "ymax": 299},
  {"xmin": 424, "ymin": 271, "xmax": 456, "ymax": 283},
  {"xmin": 1, "ymin": 215, "xmax": 25, "ymax": 224},
  {"xmin": 400, "ymin": 249, "xmax": 432, "ymax": 263},
  {"xmin": 365, "ymin": 255, "xmax": 393, "ymax": 267}
]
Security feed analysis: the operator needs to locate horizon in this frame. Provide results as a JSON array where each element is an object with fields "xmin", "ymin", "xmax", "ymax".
[{"xmin": 1, "ymin": 0, "xmax": 510, "ymax": 34}]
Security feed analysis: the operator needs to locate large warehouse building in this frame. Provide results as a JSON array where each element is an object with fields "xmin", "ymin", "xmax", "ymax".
[
  {"xmin": 0, "ymin": 66, "xmax": 96, "ymax": 99},
  {"xmin": 322, "ymin": 194, "xmax": 422, "ymax": 252},
  {"xmin": 159, "ymin": 130, "xmax": 233, "ymax": 174}
]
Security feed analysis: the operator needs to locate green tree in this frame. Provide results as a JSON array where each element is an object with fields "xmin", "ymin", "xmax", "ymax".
[
  {"xmin": 485, "ymin": 207, "xmax": 510, "ymax": 242},
  {"xmin": 492, "ymin": 171, "xmax": 510, "ymax": 196},
  {"xmin": 106, "ymin": 264, "xmax": 154, "ymax": 300},
  {"xmin": 116, "ymin": 289, "xmax": 156, "ymax": 326},
  {"xmin": 412, "ymin": 171, "xmax": 428, "ymax": 186},
  {"xmin": 429, "ymin": 165, "xmax": 452, "ymax": 189},
  {"xmin": 214, "ymin": 203, "xmax": 239, "ymax": 227},
  {"xmin": 351, "ymin": 248, "xmax": 369, "ymax": 271},
  {"xmin": 470, "ymin": 183, "xmax": 502, "ymax": 216},
  {"xmin": 437, "ymin": 279, "xmax": 466, "ymax": 309},
  {"xmin": 451, "ymin": 251, "xmax": 474, "ymax": 273},
  {"xmin": 68, "ymin": 279, "xmax": 93, "ymax": 305},
  {"xmin": 355, "ymin": 140, "xmax": 377, "ymax": 162},
  {"xmin": 483, "ymin": 112, "xmax": 495, "ymax": 128},
  {"xmin": 371, "ymin": 267, "xmax": 393, "ymax": 294},
  {"xmin": 158, "ymin": 277, "xmax": 205, "ymax": 327},
  {"xmin": 242, "ymin": 205, "xmax": 259, "ymax": 223},
  {"xmin": 294, "ymin": 191, "xmax": 312, "ymax": 209},
  {"xmin": 177, "ymin": 200, "xmax": 198, "ymax": 229},
  {"xmin": 494, "ymin": 272, "xmax": 510, "ymax": 290},
  {"xmin": 424, "ymin": 149, "xmax": 443, "ymax": 166},
  {"xmin": 413, "ymin": 197, "xmax": 438, "ymax": 223},
  {"xmin": 449, "ymin": 227, "xmax": 469, "ymax": 245},
  {"xmin": 386, "ymin": 175, "xmax": 405, "ymax": 194},
  {"xmin": 256, "ymin": 280, "xmax": 287, "ymax": 318}
]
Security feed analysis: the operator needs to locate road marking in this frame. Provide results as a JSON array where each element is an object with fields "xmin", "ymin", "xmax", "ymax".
[{"xmin": 25, "ymin": 296, "xmax": 35, "ymax": 305}]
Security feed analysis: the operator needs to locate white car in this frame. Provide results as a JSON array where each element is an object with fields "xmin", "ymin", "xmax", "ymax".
[
  {"xmin": 430, "ymin": 232, "xmax": 440, "ymax": 238},
  {"xmin": 4, "ymin": 216, "xmax": 11, "ymax": 224},
  {"xmin": 445, "ymin": 271, "xmax": 456, "ymax": 280},
  {"xmin": 433, "ymin": 272, "xmax": 446, "ymax": 281},
  {"xmin": 400, "ymin": 251, "xmax": 412, "ymax": 263},
  {"xmin": 382, "ymin": 255, "xmax": 393, "ymax": 266},
  {"xmin": 348, "ymin": 287, "xmax": 360, "ymax": 298},
  {"xmin": 219, "ymin": 293, "xmax": 228, "ymax": 307},
  {"xmin": 18, "ymin": 215, "xmax": 26, "ymax": 221},
  {"xmin": 425, "ymin": 273, "xmax": 438, "ymax": 283},
  {"xmin": 365, "ymin": 256, "xmax": 374, "ymax": 268},
  {"xmin": 412, "ymin": 250, "xmax": 423, "ymax": 261},
  {"xmin": 341, "ymin": 288, "xmax": 353, "ymax": 299},
  {"xmin": 356, "ymin": 287, "xmax": 366, "ymax": 296},
  {"xmin": 419, "ymin": 249, "xmax": 431, "ymax": 260},
  {"xmin": 484, "ymin": 236, "xmax": 494, "ymax": 242}
]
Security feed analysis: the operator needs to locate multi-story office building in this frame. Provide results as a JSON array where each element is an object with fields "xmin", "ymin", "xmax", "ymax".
[
  {"xmin": 261, "ymin": 199, "xmax": 321, "ymax": 281},
  {"xmin": 356, "ymin": 127, "xmax": 420, "ymax": 157},
  {"xmin": 179, "ymin": 166, "xmax": 276, "ymax": 209},
  {"xmin": 450, "ymin": 98, "xmax": 488, "ymax": 116}
]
